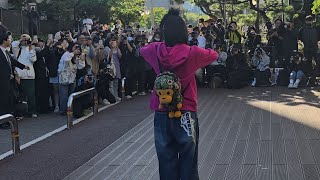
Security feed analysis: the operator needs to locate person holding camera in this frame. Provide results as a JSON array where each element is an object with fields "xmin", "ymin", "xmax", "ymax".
[
  {"xmin": 251, "ymin": 46, "xmax": 271, "ymax": 87},
  {"xmin": 245, "ymin": 26, "xmax": 262, "ymax": 58},
  {"xmin": 57, "ymin": 43, "xmax": 85, "ymax": 115},
  {"xmin": 226, "ymin": 21, "xmax": 242, "ymax": 47},
  {"xmin": 105, "ymin": 37, "xmax": 122, "ymax": 101},
  {"xmin": 282, "ymin": 22, "xmax": 298, "ymax": 66},
  {"xmin": 117, "ymin": 34, "xmax": 135, "ymax": 99},
  {"xmin": 298, "ymin": 15, "xmax": 320, "ymax": 77},
  {"xmin": 207, "ymin": 44, "xmax": 228, "ymax": 88},
  {"xmin": 267, "ymin": 19, "xmax": 285, "ymax": 67},
  {"xmin": 11, "ymin": 34, "xmax": 38, "ymax": 118},
  {"xmin": 288, "ymin": 51, "xmax": 306, "ymax": 89},
  {"xmin": 134, "ymin": 36, "xmax": 148, "ymax": 96},
  {"xmin": 0, "ymin": 26, "xmax": 30, "ymax": 129},
  {"xmin": 226, "ymin": 44, "xmax": 251, "ymax": 89},
  {"xmin": 33, "ymin": 38, "xmax": 51, "ymax": 113},
  {"xmin": 73, "ymin": 70, "xmax": 96, "ymax": 118}
]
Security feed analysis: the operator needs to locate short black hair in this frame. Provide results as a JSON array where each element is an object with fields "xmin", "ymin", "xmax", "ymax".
[
  {"xmin": 0, "ymin": 25, "xmax": 10, "ymax": 45},
  {"xmin": 160, "ymin": 8, "xmax": 188, "ymax": 47}
]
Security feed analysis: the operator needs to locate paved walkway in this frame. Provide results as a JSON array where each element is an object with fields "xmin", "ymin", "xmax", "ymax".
[{"xmin": 65, "ymin": 87, "xmax": 320, "ymax": 180}]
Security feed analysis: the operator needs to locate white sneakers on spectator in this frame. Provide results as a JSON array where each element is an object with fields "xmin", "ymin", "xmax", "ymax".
[
  {"xmin": 32, "ymin": 114, "xmax": 38, "ymax": 118},
  {"xmin": 251, "ymin": 79, "xmax": 257, "ymax": 87},
  {"xmin": 54, "ymin": 106, "xmax": 59, "ymax": 113},
  {"xmin": 288, "ymin": 79, "xmax": 300, "ymax": 89},
  {"xmin": 132, "ymin": 91, "xmax": 137, "ymax": 95},
  {"xmin": 288, "ymin": 83, "xmax": 294, "ymax": 89},
  {"xmin": 125, "ymin": 95, "xmax": 133, "ymax": 100},
  {"xmin": 138, "ymin": 92, "xmax": 147, "ymax": 96},
  {"xmin": 115, "ymin": 97, "xmax": 121, "ymax": 101},
  {"xmin": 102, "ymin": 99, "xmax": 111, "ymax": 105}
]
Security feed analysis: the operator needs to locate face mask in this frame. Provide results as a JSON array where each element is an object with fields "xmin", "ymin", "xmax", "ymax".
[
  {"xmin": 154, "ymin": 38, "xmax": 160, "ymax": 42},
  {"xmin": 35, "ymin": 47, "xmax": 42, "ymax": 52}
]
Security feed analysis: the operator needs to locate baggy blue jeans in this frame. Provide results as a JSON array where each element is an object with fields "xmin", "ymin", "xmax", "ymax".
[{"xmin": 154, "ymin": 111, "xmax": 199, "ymax": 180}]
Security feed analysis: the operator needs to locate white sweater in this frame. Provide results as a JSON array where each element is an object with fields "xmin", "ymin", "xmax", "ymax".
[{"xmin": 12, "ymin": 41, "xmax": 37, "ymax": 79}]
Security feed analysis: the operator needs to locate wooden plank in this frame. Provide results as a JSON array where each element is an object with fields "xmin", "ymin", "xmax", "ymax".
[
  {"xmin": 225, "ymin": 141, "xmax": 247, "ymax": 180},
  {"xmin": 241, "ymin": 165, "xmax": 256, "ymax": 180},
  {"xmin": 293, "ymin": 123, "xmax": 316, "ymax": 164},
  {"xmin": 208, "ymin": 164, "xmax": 228, "ymax": 180},
  {"xmin": 302, "ymin": 164, "xmax": 320, "ymax": 180},
  {"xmin": 273, "ymin": 165, "xmax": 287, "ymax": 180}
]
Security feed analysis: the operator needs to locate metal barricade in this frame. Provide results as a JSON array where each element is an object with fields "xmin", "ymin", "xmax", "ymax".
[
  {"xmin": 67, "ymin": 88, "xmax": 98, "ymax": 129},
  {"xmin": 0, "ymin": 114, "xmax": 20, "ymax": 154}
]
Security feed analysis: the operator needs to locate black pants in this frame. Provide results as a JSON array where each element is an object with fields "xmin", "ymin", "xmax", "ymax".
[
  {"xmin": 145, "ymin": 70, "xmax": 156, "ymax": 91},
  {"xmin": 254, "ymin": 69, "xmax": 271, "ymax": 86},
  {"xmin": 136, "ymin": 70, "xmax": 146, "ymax": 93},
  {"xmin": 227, "ymin": 70, "xmax": 251, "ymax": 89},
  {"xmin": 96, "ymin": 79, "xmax": 116, "ymax": 103},
  {"xmin": 125, "ymin": 68, "xmax": 136, "ymax": 96},
  {"xmin": 35, "ymin": 78, "xmax": 50, "ymax": 113}
]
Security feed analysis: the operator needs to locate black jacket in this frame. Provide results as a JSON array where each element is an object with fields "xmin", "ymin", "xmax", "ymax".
[
  {"xmin": 46, "ymin": 45, "xmax": 64, "ymax": 78},
  {"xmin": 34, "ymin": 46, "xmax": 50, "ymax": 79},
  {"xmin": 0, "ymin": 49, "xmax": 25, "ymax": 115}
]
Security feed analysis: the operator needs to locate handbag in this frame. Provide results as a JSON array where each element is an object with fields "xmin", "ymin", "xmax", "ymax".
[{"xmin": 105, "ymin": 52, "xmax": 116, "ymax": 80}]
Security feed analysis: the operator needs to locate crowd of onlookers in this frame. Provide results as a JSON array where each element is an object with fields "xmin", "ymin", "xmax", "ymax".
[{"xmin": 1, "ymin": 14, "xmax": 319, "ymax": 127}]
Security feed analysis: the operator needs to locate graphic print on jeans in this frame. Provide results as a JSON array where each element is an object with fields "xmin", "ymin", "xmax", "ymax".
[{"xmin": 180, "ymin": 112, "xmax": 195, "ymax": 138}]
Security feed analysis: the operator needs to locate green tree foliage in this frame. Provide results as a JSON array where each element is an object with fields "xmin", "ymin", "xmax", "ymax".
[
  {"xmin": 108, "ymin": 0, "xmax": 145, "ymax": 25},
  {"xmin": 312, "ymin": 0, "xmax": 320, "ymax": 15},
  {"xmin": 140, "ymin": 8, "xmax": 168, "ymax": 28}
]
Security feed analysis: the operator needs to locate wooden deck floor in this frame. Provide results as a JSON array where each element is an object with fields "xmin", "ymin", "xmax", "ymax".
[{"xmin": 65, "ymin": 86, "xmax": 320, "ymax": 180}]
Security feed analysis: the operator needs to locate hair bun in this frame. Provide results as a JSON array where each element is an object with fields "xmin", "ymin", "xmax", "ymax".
[{"xmin": 167, "ymin": 8, "xmax": 180, "ymax": 16}]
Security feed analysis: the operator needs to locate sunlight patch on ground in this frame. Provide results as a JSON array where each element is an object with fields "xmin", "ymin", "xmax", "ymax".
[{"xmin": 247, "ymin": 99, "xmax": 320, "ymax": 130}]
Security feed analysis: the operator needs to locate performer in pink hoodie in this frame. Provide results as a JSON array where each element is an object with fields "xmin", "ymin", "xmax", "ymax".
[{"xmin": 140, "ymin": 9, "xmax": 218, "ymax": 180}]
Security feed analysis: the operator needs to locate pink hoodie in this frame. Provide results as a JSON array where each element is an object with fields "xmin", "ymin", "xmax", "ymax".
[{"xmin": 140, "ymin": 42, "xmax": 219, "ymax": 112}]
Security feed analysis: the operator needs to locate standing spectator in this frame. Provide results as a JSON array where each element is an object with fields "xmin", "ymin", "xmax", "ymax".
[
  {"xmin": 34, "ymin": 39, "xmax": 50, "ymax": 113},
  {"xmin": 28, "ymin": 7, "xmax": 40, "ymax": 37},
  {"xmin": 134, "ymin": 36, "xmax": 147, "ymax": 96},
  {"xmin": 226, "ymin": 21, "xmax": 242, "ymax": 46},
  {"xmin": 105, "ymin": 37, "xmax": 122, "ymax": 101},
  {"xmin": 83, "ymin": 13, "xmax": 93, "ymax": 32},
  {"xmin": 80, "ymin": 35, "xmax": 96, "ymax": 69},
  {"xmin": 0, "ymin": 26, "xmax": 28, "ymax": 129},
  {"xmin": 282, "ymin": 22, "xmax": 299, "ymax": 66},
  {"xmin": 267, "ymin": 19, "xmax": 285, "ymax": 67},
  {"xmin": 118, "ymin": 35, "xmax": 135, "ymax": 99},
  {"xmin": 12, "ymin": 34, "xmax": 38, "ymax": 118},
  {"xmin": 298, "ymin": 15, "xmax": 320, "ymax": 76},
  {"xmin": 47, "ymin": 40, "xmax": 65, "ymax": 113},
  {"xmin": 58, "ymin": 43, "xmax": 85, "ymax": 115}
]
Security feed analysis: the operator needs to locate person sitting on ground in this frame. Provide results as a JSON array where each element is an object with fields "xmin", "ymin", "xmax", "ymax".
[
  {"xmin": 251, "ymin": 46, "xmax": 271, "ymax": 87},
  {"xmin": 226, "ymin": 44, "xmax": 251, "ymax": 89},
  {"xmin": 206, "ymin": 44, "xmax": 228, "ymax": 88},
  {"xmin": 288, "ymin": 51, "xmax": 306, "ymax": 89}
]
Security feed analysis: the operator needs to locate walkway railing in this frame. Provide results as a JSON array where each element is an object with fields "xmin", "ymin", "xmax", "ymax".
[
  {"xmin": 67, "ymin": 88, "xmax": 98, "ymax": 129},
  {"xmin": 0, "ymin": 114, "xmax": 20, "ymax": 154}
]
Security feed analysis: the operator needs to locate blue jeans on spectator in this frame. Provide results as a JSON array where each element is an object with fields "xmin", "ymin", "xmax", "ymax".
[
  {"xmin": 290, "ymin": 70, "xmax": 304, "ymax": 81},
  {"xmin": 109, "ymin": 78, "xmax": 119, "ymax": 98},
  {"xmin": 154, "ymin": 111, "xmax": 199, "ymax": 180},
  {"xmin": 59, "ymin": 83, "xmax": 75, "ymax": 113}
]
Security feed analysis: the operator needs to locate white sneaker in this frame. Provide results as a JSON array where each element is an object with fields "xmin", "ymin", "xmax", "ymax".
[
  {"xmin": 138, "ymin": 92, "xmax": 147, "ymax": 96},
  {"xmin": 293, "ymin": 82, "xmax": 299, "ymax": 89},
  {"xmin": 54, "ymin": 106, "xmax": 59, "ymax": 113},
  {"xmin": 251, "ymin": 81, "xmax": 256, "ymax": 87},
  {"xmin": 32, "ymin": 114, "xmax": 38, "ymax": 118},
  {"xmin": 132, "ymin": 91, "xmax": 137, "ymax": 95},
  {"xmin": 288, "ymin": 83, "xmax": 294, "ymax": 89},
  {"xmin": 102, "ymin": 99, "xmax": 111, "ymax": 105},
  {"xmin": 115, "ymin": 97, "xmax": 122, "ymax": 101},
  {"xmin": 125, "ymin": 95, "xmax": 133, "ymax": 99}
]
